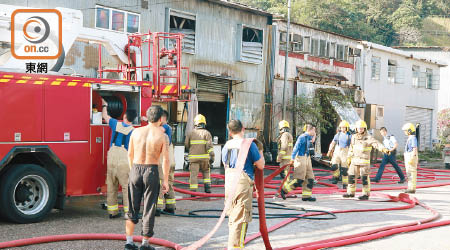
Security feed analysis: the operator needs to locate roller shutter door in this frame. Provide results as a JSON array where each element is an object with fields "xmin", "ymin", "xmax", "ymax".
[
  {"xmin": 405, "ymin": 106, "xmax": 432, "ymax": 151},
  {"xmin": 196, "ymin": 75, "xmax": 229, "ymax": 103}
]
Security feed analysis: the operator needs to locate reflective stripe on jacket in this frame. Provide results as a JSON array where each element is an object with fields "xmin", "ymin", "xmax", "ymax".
[{"xmin": 185, "ymin": 127, "xmax": 214, "ymax": 162}]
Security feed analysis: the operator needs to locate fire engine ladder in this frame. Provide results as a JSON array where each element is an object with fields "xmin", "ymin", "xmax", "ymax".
[{"xmin": 152, "ymin": 32, "xmax": 183, "ymax": 101}]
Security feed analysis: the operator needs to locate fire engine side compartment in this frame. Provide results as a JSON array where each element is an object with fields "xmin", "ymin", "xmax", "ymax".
[{"xmin": 0, "ymin": 80, "xmax": 43, "ymax": 142}]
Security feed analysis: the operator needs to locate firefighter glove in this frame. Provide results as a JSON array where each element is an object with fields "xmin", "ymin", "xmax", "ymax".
[
  {"xmin": 382, "ymin": 148, "xmax": 390, "ymax": 155},
  {"xmin": 347, "ymin": 157, "xmax": 352, "ymax": 166}
]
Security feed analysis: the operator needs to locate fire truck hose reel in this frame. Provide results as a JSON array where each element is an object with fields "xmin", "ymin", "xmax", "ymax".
[{"xmin": 102, "ymin": 95, "xmax": 125, "ymax": 119}]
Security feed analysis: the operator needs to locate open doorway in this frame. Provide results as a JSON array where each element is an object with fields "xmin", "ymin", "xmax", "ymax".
[
  {"xmin": 198, "ymin": 101, "xmax": 227, "ymax": 144},
  {"xmin": 315, "ymin": 88, "xmax": 340, "ymax": 154},
  {"xmin": 196, "ymin": 74, "xmax": 230, "ymax": 145}
]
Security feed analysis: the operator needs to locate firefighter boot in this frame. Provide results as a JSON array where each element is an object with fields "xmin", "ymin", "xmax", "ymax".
[
  {"xmin": 343, "ymin": 175, "xmax": 356, "ymax": 198},
  {"xmin": 358, "ymin": 195, "xmax": 369, "ymax": 200},
  {"xmin": 331, "ymin": 177, "xmax": 338, "ymax": 184},
  {"xmin": 163, "ymin": 208, "xmax": 176, "ymax": 214},
  {"xmin": 341, "ymin": 167, "xmax": 349, "ymax": 190},
  {"xmin": 204, "ymin": 183, "xmax": 211, "ymax": 193},
  {"xmin": 301, "ymin": 179, "xmax": 316, "ymax": 201},
  {"xmin": 330, "ymin": 164, "xmax": 339, "ymax": 184}
]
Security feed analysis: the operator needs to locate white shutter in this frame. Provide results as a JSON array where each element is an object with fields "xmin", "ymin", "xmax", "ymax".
[{"xmin": 405, "ymin": 107, "xmax": 433, "ymax": 151}]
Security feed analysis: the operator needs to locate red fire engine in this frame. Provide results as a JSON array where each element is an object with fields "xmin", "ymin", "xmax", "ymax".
[{"xmin": 0, "ymin": 28, "xmax": 191, "ymax": 223}]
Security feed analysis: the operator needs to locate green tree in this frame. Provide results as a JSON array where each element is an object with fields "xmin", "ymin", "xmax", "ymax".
[{"xmin": 234, "ymin": 0, "xmax": 446, "ymax": 46}]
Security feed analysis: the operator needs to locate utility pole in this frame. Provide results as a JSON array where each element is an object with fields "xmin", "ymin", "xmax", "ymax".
[{"xmin": 282, "ymin": 0, "xmax": 291, "ymax": 119}]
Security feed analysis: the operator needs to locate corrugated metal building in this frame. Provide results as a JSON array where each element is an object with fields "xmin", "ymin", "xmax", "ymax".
[
  {"xmin": 3, "ymin": 0, "xmax": 272, "ymax": 146},
  {"xmin": 269, "ymin": 19, "xmax": 363, "ymax": 154}
]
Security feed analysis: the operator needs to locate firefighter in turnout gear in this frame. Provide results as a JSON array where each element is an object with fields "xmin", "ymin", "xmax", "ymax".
[
  {"xmin": 222, "ymin": 120, "xmax": 265, "ymax": 249},
  {"xmin": 327, "ymin": 120, "xmax": 352, "ymax": 189},
  {"xmin": 102, "ymin": 98, "xmax": 137, "ymax": 218},
  {"xmin": 402, "ymin": 123, "xmax": 419, "ymax": 194},
  {"xmin": 343, "ymin": 120, "xmax": 389, "ymax": 200},
  {"xmin": 280, "ymin": 124, "xmax": 317, "ymax": 201},
  {"xmin": 185, "ymin": 114, "xmax": 215, "ymax": 193},
  {"xmin": 277, "ymin": 120, "xmax": 294, "ymax": 180}
]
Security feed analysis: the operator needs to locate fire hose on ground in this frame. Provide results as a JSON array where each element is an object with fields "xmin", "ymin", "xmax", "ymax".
[{"xmin": 2, "ymin": 155, "xmax": 450, "ymax": 249}]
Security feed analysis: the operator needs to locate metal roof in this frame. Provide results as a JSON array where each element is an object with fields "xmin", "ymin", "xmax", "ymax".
[{"xmin": 206, "ymin": 0, "xmax": 272, "ymax": 17}]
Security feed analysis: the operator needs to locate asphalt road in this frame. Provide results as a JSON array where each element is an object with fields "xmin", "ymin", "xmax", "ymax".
[{"xmin": 1, "ymin": 168, "xmax": 450, "ymax": 250}]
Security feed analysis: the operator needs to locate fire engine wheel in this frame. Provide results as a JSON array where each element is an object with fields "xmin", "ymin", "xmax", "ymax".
[{"xmin": 0, "ymin": 164, "xmax": 56, "ymax": 223}]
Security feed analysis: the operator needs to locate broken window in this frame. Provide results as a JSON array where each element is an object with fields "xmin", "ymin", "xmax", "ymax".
[
  {"xmin": 343, "ymin": 45, "xmax": 349, "ymax": 62},
  {"xmin": 347, "ymin": 47, "xmax": 355, "ymax": 64},
  {"xmin": 95, "ymin": 6, "xmax": 140, "ymax": 33},
  {"xmin": 371, "ymin": 56, "xmax": 381, "ymax": 80},
  {"xmin": 387, "ymin": 59, "xmax": 403, "ymax": 84},
  {"xmin": 319, "ymin": 39, "xmax": 327, "ymax": 57},
  {"xmin": 169, "ymin": 10, "xmax": 196, "ymax": 54},
  {"xmin": 237, "ymin": 25, "xmax": 263, "ymax": 64},
  {"xmin": 279, "ymin": 31, "xmax": 289, "ymax": 51}
]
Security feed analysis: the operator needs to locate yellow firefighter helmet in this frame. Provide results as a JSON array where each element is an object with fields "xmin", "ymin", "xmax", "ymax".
[
  {"xmin": 355, "ymin": 120, "xmax": 367, "ymax": 129},
  {"xmin": 279, "ymin": 120, "xmax": 290, "ymax": 130},
  {"xmin": 402, "ymin": 123, "xmax": 416, "ymax": 135},
  {"xmin": 194, "ymin": 114, "xmax": 206, "ymax": 125},
  {"xmin": 339, "ymin": 120, "xmax": 350, "ymax": 129}
]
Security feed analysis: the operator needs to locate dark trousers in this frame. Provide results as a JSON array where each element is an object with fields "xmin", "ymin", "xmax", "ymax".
[
  {"xmin": 126, "ymin": 164, "xmax": 160, "ymax": 237},
  {"xmin": 374, "ymin": 153, "xmax": 405, "ymax": 181}
]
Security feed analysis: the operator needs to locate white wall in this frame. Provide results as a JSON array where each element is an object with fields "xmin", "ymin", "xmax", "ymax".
[
  {"xmin": 396, "ymin": 49, "xmax": 450, "ymax": 111},
  {"xmin": 361, "ymin": 47, "xmax": 439, "ymax": 150}
]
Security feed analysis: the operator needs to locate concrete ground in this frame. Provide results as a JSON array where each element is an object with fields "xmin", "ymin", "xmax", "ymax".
[{"xmin": 1, "ymin": 165, "xmax": 450, "ymax": 250}]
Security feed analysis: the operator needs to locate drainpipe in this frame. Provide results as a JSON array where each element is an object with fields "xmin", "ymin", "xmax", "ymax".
[{"xmin": 282, "ymin": 0, "xmax": 291, "ymax": 119}]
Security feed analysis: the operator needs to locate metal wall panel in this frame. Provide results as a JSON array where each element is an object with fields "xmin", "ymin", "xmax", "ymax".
[{"xmin": 405, "ymin": 106, "xmax": 433, "ymax": 151}]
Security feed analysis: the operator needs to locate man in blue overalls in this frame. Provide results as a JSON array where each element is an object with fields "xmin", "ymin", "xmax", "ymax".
[
  {"xmin": 102, "ymin": 98, "xmax": 137, "ymax": 218},
  {"xmin": 280, "ymin": 124, "xmax": 316, "ymax": 201},
  {"xmin": 222, "ymin": 119, "xmax": 265, "ymax": 249}
]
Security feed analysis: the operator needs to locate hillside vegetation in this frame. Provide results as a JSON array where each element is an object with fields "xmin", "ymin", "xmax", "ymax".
[{"xmin": 235, "ymin": 0, "xmax": 450, "ymax": 46}]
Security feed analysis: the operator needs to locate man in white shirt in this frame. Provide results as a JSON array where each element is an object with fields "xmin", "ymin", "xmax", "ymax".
[{"xmin": 372, "ymin": 127, "xmax": 406, "ymax": 183}]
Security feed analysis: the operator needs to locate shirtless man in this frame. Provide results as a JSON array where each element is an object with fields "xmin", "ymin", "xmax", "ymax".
[{"xmin": 124, "ymin": 105, "xmax": 170, "ymax": 250}]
